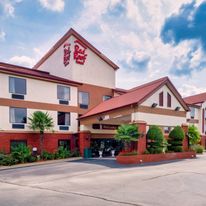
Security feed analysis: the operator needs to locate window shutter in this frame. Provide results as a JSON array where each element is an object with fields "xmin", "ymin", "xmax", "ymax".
[{"xmin": 159, "ymin": 92, "xmax": 164, "ymax": 106}]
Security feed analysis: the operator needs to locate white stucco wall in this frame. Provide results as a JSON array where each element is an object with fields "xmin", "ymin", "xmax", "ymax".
[
  {"xmin": 142, "ymin": 85, "xmax": 184, "ymax": 111},
  {"xmin": 0, "ymin": 106, "xmax": 78, "ymax": 133},
  {"xmin": 0, "ymin": 73, "xmax": 78, "ymax": 106},
  {"xmin": 132, "ymin": 112, "xmax": 186, "ymax": 127},
  {"xmin": 37, "ymin": 35, "xmax": 116, "ymax": 89}
]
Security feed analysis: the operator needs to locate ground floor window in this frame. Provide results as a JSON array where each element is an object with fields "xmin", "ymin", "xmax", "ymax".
[
  {"xmin": 58, "ymin": 139, "xmax": 70, "ymax": 150},
  {"xmin": 10, "ymin": 140, "xmax": 27, "ymax": 152}
]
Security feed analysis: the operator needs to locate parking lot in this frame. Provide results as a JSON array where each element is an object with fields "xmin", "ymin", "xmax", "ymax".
[{"xmin": 0, "ymin": 154, "xmax": 206, "ymax": 206}]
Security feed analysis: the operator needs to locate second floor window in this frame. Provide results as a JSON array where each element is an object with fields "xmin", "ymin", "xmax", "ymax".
[
  {"xmin": 159, "ymin": 92, "xmax": 164, "ymax": 107},
  {"xmin": 103, "ymin": 95, "xmax": 112, "ymax": 101},
  {"xmin": 9, "ymin": 77, "xmax": 26, "ymax": 95},
  {"xmin": 58, "ymin": 112, "xmax": 70, "ymax": 125},
  {"xmin": 167, "ymin": 93, "xmax": 171, "ymax": 107},
  {"xmin": 57, "ymin": 85, "xmax": 70, "ymax": 100},
  {"xmin": 190, "ymin": 107, "xmax": 195, "ymax": 119},
  {"xmin": 79, "ymin": 92, "xmax": 89, "ymax": 109},
  {"xmin": 10, "ymin": 107, "xmax": 27, "ymax": 124}
]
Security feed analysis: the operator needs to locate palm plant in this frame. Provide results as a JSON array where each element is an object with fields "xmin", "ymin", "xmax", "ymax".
[
  {"xmin": 28, "ymin": 111, "xmax": 54, "ymax": 156},
  {"xmin": 115, "ymin": 124, "xmax": 140, "ymax": 152}
]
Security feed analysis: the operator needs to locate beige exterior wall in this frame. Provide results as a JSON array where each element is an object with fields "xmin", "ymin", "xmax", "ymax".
[
  {"xmin": 142, "ymin": 85, "xmax": 184, "ymax": 111},
  {"xmin": 0, "ymin": 106, "xmax": 78, "ymax": 133},
  {"xmin": 38, "ymin": 35, "xmax": 116, "ymax": 89},
  {"xmin": 0, "ymin": 73, "xmax": 78, "ymax": 106},
  {"xmin": 80, "ymin": 125, "xmax": 116, "ymax": 134},
  {"xmin": 132, "ymin": 112, "xmax": 186, "ymax": 127}
]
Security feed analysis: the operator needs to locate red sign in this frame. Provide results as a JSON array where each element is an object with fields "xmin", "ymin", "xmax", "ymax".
[
  {"xmin": 73, "ymin": 40, "xmax": 87, "ymax": 65},
  {"xmin": 63, "ymin": 43, "xmax": 71, "ymax": 66}
]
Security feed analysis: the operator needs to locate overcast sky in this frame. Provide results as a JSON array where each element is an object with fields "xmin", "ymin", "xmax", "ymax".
[{"xmin": 0, "ymin": 0, "xmax": 206, "ymax": 97}]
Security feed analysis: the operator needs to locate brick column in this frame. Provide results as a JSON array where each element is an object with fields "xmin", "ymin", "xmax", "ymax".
[
  {"xmin": 79, "ymin": 131, "xmax": 91, "ymax": 156},
  {"xmin": 182, "ymin": 124, "xmax": 189, "ymax": 151},
  {"xmin": 137, "ymin": 122, "xmax": 147, "ymax": 154}
]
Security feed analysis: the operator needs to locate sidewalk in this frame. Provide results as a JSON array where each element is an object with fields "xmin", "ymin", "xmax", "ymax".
[{"xmin": 0, "ymin": 157, "xmax": 82, "ymax": 171}]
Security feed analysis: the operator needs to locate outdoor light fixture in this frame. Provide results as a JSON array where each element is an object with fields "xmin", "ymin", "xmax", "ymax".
[
  {"xmin": 98, "ymin": 116, "xmax": 103, "ymax": 121},
  {"xmin": 151, "ymin": 103, "xmax": 158, "ymax": 108},
  {"xmin": 175, "ymin": 106, "xmax": 181, "ymax": 111}
]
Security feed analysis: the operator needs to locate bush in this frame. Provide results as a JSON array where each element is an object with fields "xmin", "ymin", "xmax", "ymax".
[
  {"xmin": 143, "ymin": 149, "xmax": 150, "ymax": 154},
  {"xmin": 42, "ymin": 151, "xmax": 55, "ymax": 160},
  {"xmin": 0, "ymin": 154, "xmax": 16, "ymax": 166},
  {"xmin": 55, "ymin": 146, "xmax": 71, "ymax": 159},
  {"xmin": 188, "ymin": 125, "xmax": 201, "ymax": 145},
  {"xmin": 191, "ymin": 145, "xmax": 204, "ymax": 154},
  {"xmin": 168, "ymin": 126, "xmax": 185, "ymax": 152},
  {"xmin": 11, "ymin": 144, "xmax": 32, "ymax": 163},
  {"xmin": 70, "ymin": 149, "xmax": 80, "ymax": 157},
  {"xmin": 146, "ymin": 125, "xmax": 165, "ymax": 154}
]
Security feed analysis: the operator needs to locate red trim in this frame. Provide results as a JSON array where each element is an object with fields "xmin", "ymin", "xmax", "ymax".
[{"xmin": 33, "ymin": 28, "xmax": 119, "ymax": 70}]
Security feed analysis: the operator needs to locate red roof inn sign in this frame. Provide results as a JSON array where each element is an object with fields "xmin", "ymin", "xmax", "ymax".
[{"xmin": 63, "ymin": 40, "xmax": 87, "ymax": 66}]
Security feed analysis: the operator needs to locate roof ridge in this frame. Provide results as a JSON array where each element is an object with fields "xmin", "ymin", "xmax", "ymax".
[{"xmin": 184, "ymin": 92, "xmax": 206, "ymax": 99}]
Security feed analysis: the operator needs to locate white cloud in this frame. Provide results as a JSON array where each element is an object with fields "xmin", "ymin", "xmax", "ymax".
[
  {"xmin": 3, "ymin": 2, "xmax": 15, "ymax": 17},
  {"xmin": 9, "ymin": 55, "xmax": 35, "ymax": 67},
  {"xmin": 0, "ymin": 31, "xmax": 6, "ymax": 41},
  {"xmin": 39, "ymin": 0, "xmax": 65, "ymax": 12}
]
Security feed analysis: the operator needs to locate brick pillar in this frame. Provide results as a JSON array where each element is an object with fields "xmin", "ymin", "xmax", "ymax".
[
  {"xmin": 79, "ymin": 131, "xmax": 91, "ymax": 156},
  {"xmin": 137, "ymin": 122, "xmax": 147, "ymax": 154},
  {"xmin": 182, "ymin": 124, "xmax": 189, "ymax": 151}
]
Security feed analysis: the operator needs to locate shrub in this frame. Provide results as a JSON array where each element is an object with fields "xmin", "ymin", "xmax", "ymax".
[
  {"xmin": 0, "ymin": 154, "xmax": 16, "ymax": 166},
  {"xmin": 42, "ymin": 151, "xmax": 55, "ymax": 160},
  {"xmin": 168, "ymin": 126, "xmax": 185, "ymax": 152},
  {"xmin": 146, "ymin": 125, "xmax": 165, "ymax": 154},
  {"xmin": 55, "ymin": 146, "xmax": 71, "ymax": 159},
  {"xmin": 188, "ymin": 125, "xmax": 201, "ymax": 146},
  {"xmin": 70, "ymin": 149, "xmax": 80, "ymax": 157},
  {"xmin": 143, "ymin": 149, "xmax": 150, "ymax": 154},
  {"xmin": 11, "ymin": 144, "xmax": 32, "ymax": 163},
  {"xmin": 191, "ymin": 144, "xmax": 204, "ymax": 154}
]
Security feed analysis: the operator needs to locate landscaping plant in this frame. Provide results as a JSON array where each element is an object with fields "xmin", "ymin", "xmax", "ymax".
[
  {"xmin": 115, "ymin": 124, "xmax": 140, "ymax": 152},
  {"xmin": 191, "ymin": 144, "xmax": 204, "ymax": 154},
  {"xmin": 55, "ymin": 146, "xmax": 71, "ymax": 159},
  {"xmin": 28, "ymin": 111, "xmax": 54, "ymax": 156},
  {"xmin": 146, "ymin": 125, "xmax": 166, "ymax": 154},
  {"xmin": 168, "ymin": 126, "xmax": 185, "ymax": 152},
  {"xmin": 188, "ymin": 125, "xmax": 201, "ymax": 146}
]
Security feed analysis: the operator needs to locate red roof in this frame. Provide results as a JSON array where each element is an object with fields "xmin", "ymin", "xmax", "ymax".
[
  {"xmin": 33, "ymin": 28, "xmax": 119, "ymax": 70},
  {"xmin": 184, "ymin": 92, "xmax": 206, "ymax": 105},
  {"xmin": 0, "ymin": 62, "xmax": 82, "ymax": 86},
  {"xmin": 81, "ymin": 77, "xmax": 189, "ymax": 119}
]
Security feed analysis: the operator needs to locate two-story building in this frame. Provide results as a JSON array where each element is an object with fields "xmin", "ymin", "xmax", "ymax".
[{"xmin": 184, "ymin": 93, "xmax": 206, "ymax": 148}]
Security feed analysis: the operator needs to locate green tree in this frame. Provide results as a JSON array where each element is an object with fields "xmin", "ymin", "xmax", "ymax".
[
  {"xmin": 146, "ymin": 125, "xmax": 166, "ymax": 154},
  {"xmin": 115, "ymin": 124, "xmax": 140, "ymax": 152},
  {"xmin": 28, "ymin": 111, "xmax": 54, "ymax": 156},
  {"xmin": 168, "ymin": 126, "xmax": 185, "ymax": 152},
  {"xmin": 188, "ymin": 125, "xmax": 201, "ymax": 146}
]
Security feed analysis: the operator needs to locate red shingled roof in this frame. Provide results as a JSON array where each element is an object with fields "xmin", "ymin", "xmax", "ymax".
[
  {"xmin": 33, "ymin": 28, "xmax": 119, "ymax": 70},
  {"xmin": 184, "ymin": 92, "xmax": 206, "ymax": 105},
  {"xmin": 0, "ymin": 62, "xmax": 82, "ymax": 86},
  {"xmin": 81, "ymin": 77, "xmax": 189, "ymax": 119}
]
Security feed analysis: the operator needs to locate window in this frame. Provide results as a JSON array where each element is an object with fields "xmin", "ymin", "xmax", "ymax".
[
  {"xmin": 79, "ymin": 92, "xmax": 89, "ymax": 109},
  {"xmin": 58, "ymin": 112, "xmax": 70, "ymax": 125},
  {"xmin": 159, "ymin": 92, "xmax": 164, "ymax": 107},
  {"xmin": 103, "ymin": 95, "xmax": 112, "ymax": 101},
  {"xmin": 164, "ymin": 126, "xmax": 171, "ymax": 134},
  {"xmin": 57, "ymin": 85, "xmax": 70, "ymax": 100},
  {"xmin": 10, "ymin": 140, "xmax": 27, "ymax": 152},
  {"xmin": 9, "ymin": 77, "xmax": 26, "ymax": 95},
  {"xmin": 167, "ymin": 93, "xmax": 171, "ymax": 107},
  {"xmin": 190, "ymin": 107, "xmax": 195, "ymax": 119},
  {"xmin": 58, "ymin": 140, "xmax": 70, "ymax": 150},
  {"xmin": 10, "ymin": 107, "xmax": 27, "ymax": 124}
]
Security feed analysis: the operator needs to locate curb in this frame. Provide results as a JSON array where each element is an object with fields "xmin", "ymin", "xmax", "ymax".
[{"xmin": 0, "ymin": 157, "xmax": 82, "ymax": 171}]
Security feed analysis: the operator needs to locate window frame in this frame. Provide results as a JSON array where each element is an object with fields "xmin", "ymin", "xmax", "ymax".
[
  {"xmin": 167, "ymin": 92, "xmax": 172, "ymax": 108},
  {"xmin": 58, "ymin": 139, "xmax": 71, "ymax": 150},
  {"xmin": 9, "ymin": 107, "xmax": 27, "ymax": 124},
  {"xmin": 159, "ymin": 92, "xmax": 164, "ymax": 107},
  {"xmin": 190, "ymin": 107, "xmax": 195, "ymax": 119},
  {"xmin": 78, "ymin": 91, "xmax": 89, "ymax": 109},
  {"xmin": 9, "ymin": 76, "xmax": 27, "ymax": 95},
  {"xmin": 57, "ymin": 85, "xmax": 70, "ymax": 101},
  {"xmin": 57, "ymin": 112, "xmax": 71, "ymax": 126}
]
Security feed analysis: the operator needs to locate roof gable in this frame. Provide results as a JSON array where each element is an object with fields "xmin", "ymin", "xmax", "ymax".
[
  {"xmin": 33, "ymin": 28, "xmax": 119, "ymax": 70},
  {"xmin": 81, "ymin": 77, "xmax": 189, "ymax": 119}
]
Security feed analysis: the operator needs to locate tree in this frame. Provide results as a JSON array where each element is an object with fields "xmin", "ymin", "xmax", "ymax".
[
  {"xmin": 188, "ymin": 125, "xmax": 201, "ymax": 146},
  {"xmin": 115, "ymin": 124, "xmax": 140, "ymax": 152},
  {"xmin": 146, "ymin": 125, "xmax": 166, "ymax": 154},
  {"xmin": 28, "ymin": 111, "xmax": 54, "ymax": 156},
  {"xmin": 168, "ymin": 126, "xmax": 185, "ymax": 152}
]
